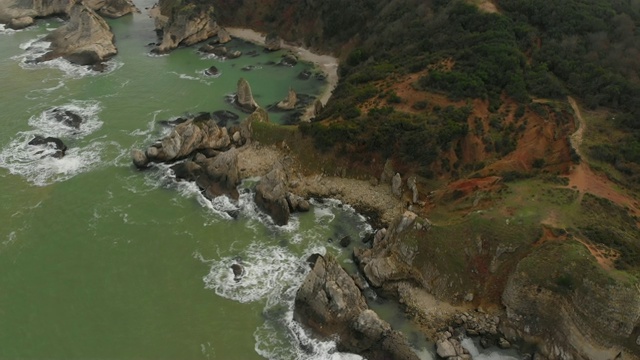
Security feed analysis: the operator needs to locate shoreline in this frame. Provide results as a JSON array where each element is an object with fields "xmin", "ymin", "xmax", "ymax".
[{"xmin": 226, "ymin": 27, "xmax": 339, "ymax": 121}]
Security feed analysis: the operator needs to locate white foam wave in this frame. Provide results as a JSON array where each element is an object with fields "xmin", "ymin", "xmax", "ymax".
[
  {"xmin": 0, "ymin": 133, "xmax": 108, "ymax": 186},
  {"xmin": 170, "ymin": 71, "xmax": 213, "ymax": 85},
  {"xmin": 14, "ymin": 36, "xmax": 123, "ymax": 77},
  {"xmin": 28, "ymin": 100, "xmax": 103, "ymax": 138},
  {"xmin": 0, "ymin": 24, "xmax": 18, "ymax": 34},
  {"xmin": 461, "ymin": 338, "xmax": 519, "ymax": 360}
]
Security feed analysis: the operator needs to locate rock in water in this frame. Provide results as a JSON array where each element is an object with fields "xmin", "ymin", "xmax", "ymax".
[
  {"xmin": 294, "ymin": 254, "xmax": 420, "ymax": 360},
  {"xmin": 28, "ymin": 135, "xmax": 67, "ymax": 158},
  {"xmin": 204, "ymin": 65, "xmax": 219, "ymax": 76},
  {"xmin": 198, "ymin": 147, "xmax": 241, "ymax": 200},
  {"xmin": 84, "ymin": 0, "xmax": 138, "ymax": 18},
  {"xmin": 255, "ymin": 162, "xmax": 290, "ymax": 226},
  {"xmin": 235, "ymin": 78, "xmax": 259, "ymax": 113},
  {"xmin": 131, "ymin": 149, "xmax": 149, "ymax": 169},
  {"xmin": 276, "ymin": 88, "xmax": 297, "ymax": 110},
  {"xmin": 231, "ymin": 263, "xmax": 244, "ymax": 282},
  {"xmin": 52, "ymin": 108, "xmax": 83, "ymax": 129},
  {"xmin": 264, "ymin": 32, "xmax": 282, "ymax": 51},
  {"xmin": 39, "ymin": 1, "xmax": 117, "ymax": 66},
  {"xmin": 151, "ymin": 0, "xmax": 219, "ymax": 54}
]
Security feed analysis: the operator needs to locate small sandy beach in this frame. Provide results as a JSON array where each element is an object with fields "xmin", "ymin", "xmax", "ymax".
[{"xmin": 226, "ymin": 27, "xmax": 339, "ymax": 120}]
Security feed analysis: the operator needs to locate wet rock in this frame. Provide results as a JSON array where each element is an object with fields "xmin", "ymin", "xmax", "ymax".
[
  {"xmin": 231, "ymin": 263, "xmax": 244, "ymax": 282},
  {"xmin": 436, "ymin": 339, "xmax": 457, "ymax": 358},
  {"xmin": 131, "ymin": 149, "xmax": 149, "ymax": 169},
  {"xmin": 204, "ymin": 65, "xmax": 219, "ymax": 76},
  {"xmin": 198, "ymin": 147, "xmax": 241, "ymax": 200},
  {"xmin": 340, "ymin": 235, "xmax": 352, "ymax": 248},
  {"xmin": 286, "ymin": 192, "xmax": 310, "ymax": 212},
  {"xmin": 298, "ymin": 69, "xmax": 312, "ymax": 80},
  {"xmin": 28, "ymin": 135, "xmax": 67, "ymax": 159},
  {"xmin": 279, "ymin": 53, "xmax": 297, "ymax": 66},
  {"xmin": 52, "ymin": 108, "xmax": 83, "ymax": 129},
  {"xmin": 212, "ymin": 110, "xmax": 239, "ymax": 126}
]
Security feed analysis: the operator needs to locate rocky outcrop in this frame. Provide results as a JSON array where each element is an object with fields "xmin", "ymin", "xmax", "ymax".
[
  {"xmin": 170, "ymin": 147, "xmax": 241, "ymax": 199},
  {"xmin": 52, "ymin": 108, "xmax": 83, "ymax": 129},
  {"xmin": 254, "ymin": 162, "xmax": 290, "ymax": 226},
  {"xmin": 151, "ymin": 0, "xmax": 219, "ymax": 54},
  {"xmin": 355, "ymin": 211, "xmax": 427, "ymax": 291},
  {"xmin": 38, "ymin": 1, "xmax": 117, "ymax": 66},
  {"xmin": 276, "ymin": 88, "xmax": 297, "ymax": 110},
  {"xmin": 28, "ymin": 135, "xmax": 67, "ymax": 158},
  {"xmin": 264, "ymin": 32, "xmax": 282, "ymax": 51},
  {"xmin": 0, "ymin": 0, "xmax": 70, "ymax": 29},
  {"xmin": 391, "ymin": 173, "xmax": 402, "ymax": 198},
  {"xmin": 143, "ymin": 114, "xmax": 230, "ymax": 164},
  {"xmin": 407, "ymin": 176, "xmax": 418, "ymax": 203},
  {"xmin": 294, "ymin": 254, "xmax": 420, "ymax": 360},
  {"xmin": 501, "ymin": 255, "xmax": 640, "ymax": 360},
  {"xmin": 84, "ymin": 0, "xmax": 137, "ymax": 18},
  {"xmin": 216, "ymin": 27, "xmax": 231, "ymax": 43},
  {"xmin": 234, "ymin": 78, "xmax": 259, "ymax": 113}
]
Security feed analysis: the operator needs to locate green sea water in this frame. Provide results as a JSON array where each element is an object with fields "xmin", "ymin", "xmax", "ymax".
[{"xmin": 0, "ymin": 4, "xmax": 375, "ymax": 359}]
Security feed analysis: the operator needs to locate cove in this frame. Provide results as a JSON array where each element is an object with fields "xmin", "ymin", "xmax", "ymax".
[{"xmin": 0, "ymin": 2, "xmax": 370, "ymax": 358}]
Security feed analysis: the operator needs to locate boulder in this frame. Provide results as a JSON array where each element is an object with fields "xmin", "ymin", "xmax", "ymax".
[
  {"xmin": 231, "ymin": 263, "xmax": 244, "ymax": 281},
  {"xmin": 131, "ymin": 149, "xmax": 149, "ymax": 169},
  {"xmin": 52, "ymin": 108, "xmax": 83, "ymax": 129},
  {"xmin": 391, "ymin": 173, "xmax": 402, "ymax": 198},
  {"xmin": 407, "ymin": 176, "xmax": 418, "ymax": 203},
  {"xmin": 151, "ymin": 0, "xmax": 219, "ymax": 54},
  {"xmin": 276, "ymin": 88, "xmax": 297, "ymax": 110},
  {"xmin": 84, "ymin": 0, "xmax": 138, "ymax": 18},
  {"xmin": 204, "ymin": 65, "xmax": 219, "ymax": 76},
  {"xmin": 28, "ymin": 135, "xmax": 67, "ymax": 159},
  {"xmin": 198, "ymin": 147, "xmax": 241, "ymax": 199},
  {"xmin": 264, "ymin": 32, "xmax": 282, "ymax": 51},
  {"xmin": 286, "ymin": 192, "xmax": 310, "ymax": 212},
  {"xmin": 39, "ymin": 1, "xmax": 117, "ymax": 66},
  {"xmin": 235, "ymin": 78, "xmax": 259, "ymax": 112},
  {"xmin": 279, "ymin": 53, "xmax": 297, "ymax": 66},
  {"xmin": 144, "ymin": 116, "xmax": 230, "ymax": 163},
  {"xmin": 255, "ymin": 162, "xmax": 290, "ymax": 226},
  {"xmin": 216, "ymin": 27, "xmax": 231, "ymax": 43},
  {"xmin": 9, "ymin": 16, "xmax": 33, "ymax": 29},
  {"xmin": 294, "ymin": 254, "xmax": 420, "ymax": 360}
]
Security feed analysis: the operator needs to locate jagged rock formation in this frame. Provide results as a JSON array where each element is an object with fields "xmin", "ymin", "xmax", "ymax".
[
  {"xmin": 38, "ymin": 1, "xmax": 117, "ymax": 66},
  {"xmin": 407, "ymin": 176, "xmax": 418, "ymax": 203},
  {"xmin": 216, "ymin": 26, "xmax": 231, "ymax": 43},
  {"xmin": 276, "ymin": 88, "xmax": 297, "ymax": 110},
  {"xmin": 254, "ymin": 162, "xmax": 290, "ymax": 226},
  {"xmin": 151, "ymin": 0, "xmax": 219, "ymax": 54},
  {"xmin": 0, "ymin": 0, "xmax": 70, "ymax": 29},
  {"xmin": 84, "ymin": 0, "xmax": 137, "ymax": 18},
  {"xmin": 391, "ymin": 173, "xmax": 402, "ymax": 198},
  {"xmin": 234, "ymin": 78, "xmax": 259, "ymax": 113},
  {"xmin": 170, "ymin": 147, "xmax": 240, "ymax": 199},
  {"xmin": 139, "ymin": 113, "xmax": 230, "ymax": 165},
  {"xmin": 294, "ymin": 254, "xmax": 420, "ymax": 360}
]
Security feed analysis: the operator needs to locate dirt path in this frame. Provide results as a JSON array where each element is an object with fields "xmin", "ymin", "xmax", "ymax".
[{"xmin": 566, "ymin": 97, "xmax": 640, "ymax": 216}]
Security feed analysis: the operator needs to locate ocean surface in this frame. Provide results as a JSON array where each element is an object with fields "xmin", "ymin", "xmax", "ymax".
[{"xmin": 0, "ymin": 2, "xmax": 522, "ymax": 359}]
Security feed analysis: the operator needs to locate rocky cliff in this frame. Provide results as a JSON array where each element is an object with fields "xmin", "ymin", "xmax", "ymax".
[
  {"xmin": 294, "ymin": 254, "xmax": 420, "ymax": 360},
  {"xmin": 39, "ymin": 1, "xmax": 117, "ymax": 66},
  {"xmin": 84, "ymin": 0, "xmax": 137, "ymax": 18},
  {"xmin": 150, "ymin": 0, "xmax": 220, "ymax": 54}
]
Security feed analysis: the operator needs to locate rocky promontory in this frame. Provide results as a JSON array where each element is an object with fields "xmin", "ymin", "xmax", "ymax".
[
  {"xmin": 37, "ymin": 1, "xmax": 117, "ymax": 66},
  {"xmin": 294, "ymin": 254, "xmax": 420, "ymax": 360}
]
